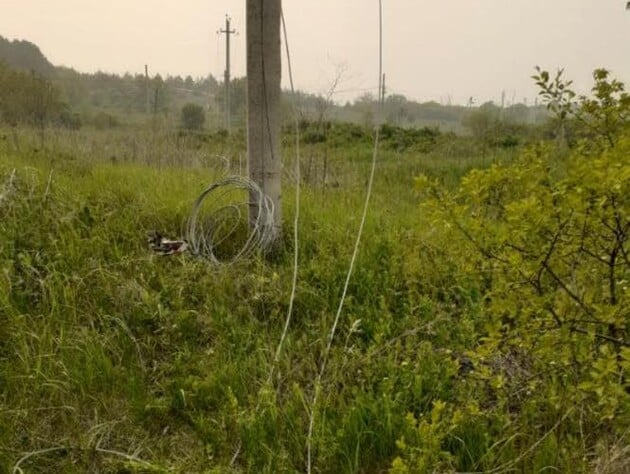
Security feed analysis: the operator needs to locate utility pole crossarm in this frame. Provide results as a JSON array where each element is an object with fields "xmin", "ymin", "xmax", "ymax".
[
  {"xmin": 220, "ymin": 17, "xmax": 236, "ymax": 36},
  {"xmin": 144, "ymin": 64, "xmax": 150, "ymax": 115}
]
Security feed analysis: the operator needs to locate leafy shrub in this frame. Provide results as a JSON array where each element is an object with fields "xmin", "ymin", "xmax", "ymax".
[
  {"xmin": 180, "ymin": 102, "xmax": 205, "ymax": 131},
  {"xmin": 58, "ymin": 109, "xmax": 82, "ymax": 130},
  {"xmin": 90, "ymin": 111, "xmax": 119, "ymax": 129},
  {"xmin": 392, "ymin": 69, "xmax": 630, "ymax": 472}
]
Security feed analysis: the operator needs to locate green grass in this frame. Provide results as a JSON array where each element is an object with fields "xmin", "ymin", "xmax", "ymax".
[{"xmin": 0, "ymin": 126, "xmax": 621, "ymax": 473}]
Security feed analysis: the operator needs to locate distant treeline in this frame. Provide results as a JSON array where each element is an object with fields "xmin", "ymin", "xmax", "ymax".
[{"xmin": 0, "ymin": 34, "xmax": 549, "ymax": 134}]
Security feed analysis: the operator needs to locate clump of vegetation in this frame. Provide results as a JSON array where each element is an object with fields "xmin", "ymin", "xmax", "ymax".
[
  {"xmin": 0, "ymin": 61, "xmax": 66, "ymax": 142},
  {"xmin": 392, "ymin": 67, "xmax": 630, "ymax": 473},
  {"xmin": 180, "ymin": 102, "xmax": 206, "ymax": 131}
]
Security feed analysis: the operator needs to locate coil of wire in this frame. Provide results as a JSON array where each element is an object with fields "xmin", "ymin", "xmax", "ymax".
[{"xmin": 185, "ymin": 175, "xmax": 276, "ymax": 265}]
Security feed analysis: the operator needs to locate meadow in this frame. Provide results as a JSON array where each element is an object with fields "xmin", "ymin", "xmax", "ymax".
[{"xmin": 0, "ymin": 111, "xmax": 628, "ymax": 474}]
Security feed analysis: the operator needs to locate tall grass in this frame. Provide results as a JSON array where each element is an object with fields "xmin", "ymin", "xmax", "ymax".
[{"xmin": 0, "ymin": 125, "xmax": 602, "ymax": 473}]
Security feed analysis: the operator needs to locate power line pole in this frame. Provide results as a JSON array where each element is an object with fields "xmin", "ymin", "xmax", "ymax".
[
  {"xmin": 247, "ymin": 0, "xmax": 282, "ymax": 241},
  {"xmin": 381, "ymin": 73, "xmax": 386, "ymax": 103},
  {"xmin": 144, "ymin": 64, "xmax": 150, "ymax": 115},
  {"xmin": 220, "ymin": 15, "xmax": 236, "ymax": 133}
]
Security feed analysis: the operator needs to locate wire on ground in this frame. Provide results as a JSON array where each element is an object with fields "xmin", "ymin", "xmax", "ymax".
[{"xmin": 185, "ymin": 175, "xmax": 276, "ymax": 265}]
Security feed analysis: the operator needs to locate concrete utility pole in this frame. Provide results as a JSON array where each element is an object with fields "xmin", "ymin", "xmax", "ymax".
[
  {"xmin": 247, "ymin": 0, "xmax": 282, "ymax": 239},
  {"xmin": 144, "ymin": 64, "xmax": 150, "ymax": 114},
  {"xmin": 381, "ymin": 73, "xmax": 386, "ymax": 103},
  {"xmin": 220, "ymin": 15, "xmax": 236, "ymax": 133}
]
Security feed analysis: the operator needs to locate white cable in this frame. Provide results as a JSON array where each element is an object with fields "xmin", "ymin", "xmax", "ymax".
[
  {"xmin": 228, "ymin": 8, "xmax": 303, "ymax": 466},
  {"xmin": 267, "ymin": 8, "xmax": 302, "ymax": 383},
  {"xmin": 306, "ymin": 1, "xmax": 384, "ymax": 472},
  {"xmin": 185, "ymin": 175, "xmax": 275, "ymax": 265}
]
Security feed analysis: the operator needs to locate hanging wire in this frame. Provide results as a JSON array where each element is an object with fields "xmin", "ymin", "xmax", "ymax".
[
  {"xmin": 305, "ymin": 1, "xmax": 385, "ymax": 472},
  {"xmin": 266, "ymin": 6, "xmax": 302, "ymax": 382},
  {"xmin": 227, "ymin": 5, "xmax": 302, "ymax": 465}
]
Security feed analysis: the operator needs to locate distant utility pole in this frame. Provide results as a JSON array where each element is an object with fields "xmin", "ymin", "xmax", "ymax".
[
  {"xmin": 247, "ymin": 0, "xmax": 282, "ymax": 240},
  {"xmin": 145, "ymin": 64, "xmax": 150, "ymax": 115},
  {"xmin": 381, "ymin": 73, "xmax": 386, "ymax": 103},
  {"xmin": 220, "ymin": 15, "xmax": 236, "ymax": 133}
]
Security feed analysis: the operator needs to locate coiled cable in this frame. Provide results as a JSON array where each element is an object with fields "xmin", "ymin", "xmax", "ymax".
[{"xmin": 185, "ymin": 175, "xmax": 276, "ymax": 265}]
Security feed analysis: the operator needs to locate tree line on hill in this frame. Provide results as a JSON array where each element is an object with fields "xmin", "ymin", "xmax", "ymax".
[{"xmin": 0, "ymin": 34, "xmax": 549, "ymax": 141}]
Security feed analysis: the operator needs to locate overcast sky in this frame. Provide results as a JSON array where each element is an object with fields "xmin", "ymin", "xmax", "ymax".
[{"xmin": 2, "ymin": 1, "xmax": 630, "ymax": 105}]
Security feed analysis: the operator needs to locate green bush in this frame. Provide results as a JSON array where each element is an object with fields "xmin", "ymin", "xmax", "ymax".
[{"xmin": 180, "ymin": 102, "xmax": 205, "ymax": 131}]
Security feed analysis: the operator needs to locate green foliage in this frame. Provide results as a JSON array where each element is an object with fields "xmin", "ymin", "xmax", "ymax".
[
  {"xmin": 0, "ymin": 62, "xmax": 66, "ymax": 147},
  {"xmin": 215, "ymin": 76, "xmax": 247, "ymax": 129},
  {"xmin": 290, "ymin": 120, "xmax": 442, "ymax": 153},
  {"xmin": 0, "ymin": 67, "xmax": 627, "ymax": 474},
  {"xmin": 391, "ymin": 69, "xmax": 630, "ymax": 473},
  {"xmin": 534, "ymin": 67, "xmax": 630, "ymax": 149},
  {"xmin": 379, "ymin": 123, "xmax": 441, "ymax": 152},
  {"xmin": 0, "ymin": 62, "xmax": 64, "ymax": 128},
  {"xmin": 403, "ymin": 134, "xmax": 629, "ymax": 473},
  {"xmin": 180, "ymin": 102, "xmax": 206, "ymax": 131},
  {"xmin": 89, "ymin": 111, "xmax": 120, "ymax": 130},
  {"xmin": 454, "ymin": 145, "xmax": 625, "ymax": 399},
  {"xmin": 462, "ymin": 102, "xmax": 533, "ymax": 149},
  {"xmin": 58, "ymin": 109, "xmax": 82, "ymax": 130},
  {"xmin": 0, "ymin": 128, "xmax": 497, "ymax": 472},
  {"xmin": 390, "ymin": 401, "xmax": 485, "ymax": 473},
  {"xmin": 533, "ymin": 66, "xmax": 577, "ymax": 121}
]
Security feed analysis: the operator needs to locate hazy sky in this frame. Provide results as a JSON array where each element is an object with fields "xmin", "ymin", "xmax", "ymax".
[{"xmin": 2, "ymin": 1, "xmax": 630, "ymax": 104}]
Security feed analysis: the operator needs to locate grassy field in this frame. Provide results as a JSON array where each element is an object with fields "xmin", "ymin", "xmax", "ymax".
[{"xmin": 0, "ymin": 124, "xmax": 627, "ymax": 473}]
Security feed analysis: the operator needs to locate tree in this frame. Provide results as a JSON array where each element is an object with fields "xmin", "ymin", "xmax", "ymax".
[
  {"xmin": 180, "ymin": 103, "xmax": 205, "ymax": 131},
  {"xmin": 27, "ymin": 73, "xmax": 61, "ymax": 146},
  {"xmin": 461, "ymin": 102, "xmax": 500, "ymax": 141},
  {"xmin": 214, "ymin": 76, "xmax": 247, "ymax": 130},
  {"xmin": 355, "ymin": 92, "xmax": 377, "ymax": 128},
  {"xmin": 400, "ymin": 71, "xmax": 630, "ymax": 471},
  {"xmin": 385, "ymin": 94, "xmax": 411, "ymax": 125},
  {"xmin": 0, "ymin": 63, "xmax": 63, "ymax": 147},
  {"xmin": 533, "ymin": 67, "xmax": 630, "ymax": 150}
]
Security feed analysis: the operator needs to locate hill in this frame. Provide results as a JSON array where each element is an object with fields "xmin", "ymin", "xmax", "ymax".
[{"xmin": 0, "ymin": 35, "xmax": 55, "ymax": 77}]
